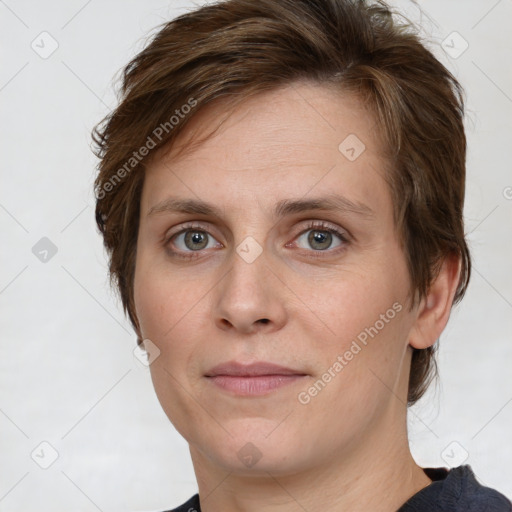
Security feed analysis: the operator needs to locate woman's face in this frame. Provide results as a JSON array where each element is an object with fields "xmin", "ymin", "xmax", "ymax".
[{"xmin": 134, "ymin": 82, "xmax": 419, "ymax": 476}]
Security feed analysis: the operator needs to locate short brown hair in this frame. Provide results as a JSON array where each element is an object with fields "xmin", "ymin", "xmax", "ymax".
[{"xmin": 92, "ymin": 0, "xmax": 471, "ymax": 405}]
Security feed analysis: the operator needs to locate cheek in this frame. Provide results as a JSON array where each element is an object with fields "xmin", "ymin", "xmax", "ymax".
[
  {"xmin": 133, "ymin": 261, "xmax": 211, "ymax": 437},
  {"xmin": 312, "ymin": 266, "xmax": 401, "ymax": 345},
  {"xmin": 134, "ymin": 253, "xmax": 196, "ymax": 340},
  {"xmin": 299, "ymin": 304, "xmax": 411, "ymax": 443},
  {"xmin": 303, "ymin": 256, "xmax": 411, "ymax": 401},
  {"xmin": 134, "ymin": 278, "xmax": 169, "ymax": 345},
  {"xmin": 133, "ymin": 258, "xmax": 213, "ymax": 381}
]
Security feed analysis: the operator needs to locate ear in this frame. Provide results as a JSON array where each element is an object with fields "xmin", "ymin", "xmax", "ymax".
[{"xmin": 409, "ymin": 253, "xmax": 461, "ymax": 350}]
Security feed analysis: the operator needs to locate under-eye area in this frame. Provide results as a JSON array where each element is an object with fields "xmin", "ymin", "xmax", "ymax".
[{"xmin": 159, "ymin": 219, "xmax": 351, "ymax": 261}]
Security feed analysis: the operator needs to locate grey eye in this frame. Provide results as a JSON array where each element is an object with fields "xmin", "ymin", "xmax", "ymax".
[
  {"xmin": 174, "ymin": 230, "xmax": 217, "ymax": 251},
  {"xmin": 296, "ymin": 229, "xmax": 343, "ymax": 251}
]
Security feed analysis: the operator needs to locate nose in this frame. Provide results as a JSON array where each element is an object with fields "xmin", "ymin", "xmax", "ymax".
[{"xmin": 212, "ymin": 245, "xmax": 287, "ymax": 335}]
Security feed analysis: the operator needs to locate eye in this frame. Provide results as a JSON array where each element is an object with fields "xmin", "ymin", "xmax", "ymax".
[
  {"xmin": 164, "ymin": 220, "xmax": 349, "ymax": 261},
  {"xmin": 293, "ymin": 221, "xmax": 348, "ymax": 253},
  {"xmin": 165, "ymin": 223, "xmax": 222, "ymax": 259}
]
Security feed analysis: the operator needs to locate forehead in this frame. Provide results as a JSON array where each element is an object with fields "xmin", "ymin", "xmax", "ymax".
[{"xmin": 141, "ymin": 81, "xmax": 391, "ymax": 219}]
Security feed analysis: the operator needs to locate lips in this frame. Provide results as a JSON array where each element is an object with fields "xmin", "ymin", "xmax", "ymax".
[
  {"xmin": 205, "ymin": 361, "xmax": 308, "ymax": 396},
  {"xmin": 205, "ymin": 361, "xmax": 307, "ymax": 377}
]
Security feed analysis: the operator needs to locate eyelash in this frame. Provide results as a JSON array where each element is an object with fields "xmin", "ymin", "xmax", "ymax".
[{"xmin": 163, "ymin": 221, "xmax": 349, "ymax": 261}]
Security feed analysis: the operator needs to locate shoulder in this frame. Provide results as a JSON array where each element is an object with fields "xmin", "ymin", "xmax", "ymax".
[
  {"xmin": 399, "ymin": 465, "xmax": 511, "ymax": 512},
  {"xmin": 160, "ymin": 493, "xmax": 201, "ymax": 512},
  {"xmin": 454, "ymin": 466, "xmax": 512, "ymax": 511}
]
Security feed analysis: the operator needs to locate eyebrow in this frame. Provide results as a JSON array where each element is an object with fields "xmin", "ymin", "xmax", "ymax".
[{"xmin": 147, "ymin": 194, "xmax": 374, "ymax": 220}]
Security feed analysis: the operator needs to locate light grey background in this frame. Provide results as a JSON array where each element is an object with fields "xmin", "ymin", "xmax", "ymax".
[{"xmin": 1, "ymin": 1, "xmax": 511, "ymax": 511}]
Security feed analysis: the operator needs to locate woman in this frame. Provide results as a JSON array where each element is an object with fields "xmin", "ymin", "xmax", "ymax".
[{"xmin": 92, "ymin": 0, "xmax": 511, "ymax": 510}]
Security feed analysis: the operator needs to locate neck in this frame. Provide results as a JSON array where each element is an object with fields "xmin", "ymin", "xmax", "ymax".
[{"xmin": 189, "ymin": 412, "xmax": 431, "ymax": 512}]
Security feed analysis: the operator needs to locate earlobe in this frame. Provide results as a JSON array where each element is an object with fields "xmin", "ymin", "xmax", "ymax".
[{"xmin": 409, "ymin": 253, "xmax": 461, "ymax": 350}]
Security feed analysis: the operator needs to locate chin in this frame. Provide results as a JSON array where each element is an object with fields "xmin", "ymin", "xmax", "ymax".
[{"xmin": 199, "ymin": 419, "xmax": 309, "ymax": 474}]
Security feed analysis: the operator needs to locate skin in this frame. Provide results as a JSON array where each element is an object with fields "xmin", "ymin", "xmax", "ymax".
[{"xmin": 133, "ymin": 81, "xmax": 461, "ymax": 511}]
